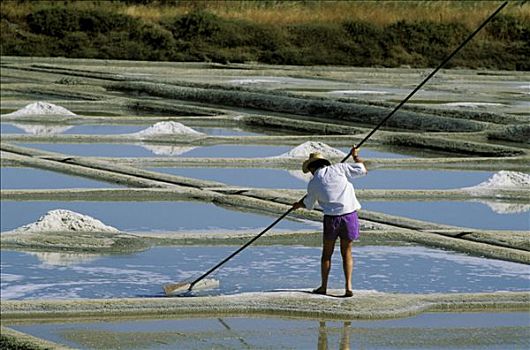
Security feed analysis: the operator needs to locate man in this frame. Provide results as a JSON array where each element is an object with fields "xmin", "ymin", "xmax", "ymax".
[{"xmin": 292, "ymin": 147, "xmax": 367, "ymax": 297}]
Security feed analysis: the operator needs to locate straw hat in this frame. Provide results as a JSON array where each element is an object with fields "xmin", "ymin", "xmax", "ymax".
[{"xmin": 302, "ymin": 152, "xmax": 331, "ymax": 173}]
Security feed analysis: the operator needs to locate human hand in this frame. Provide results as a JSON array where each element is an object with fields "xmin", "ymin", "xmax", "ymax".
[
  {"xmin": 292, "ymin": 201, "xmax": 304, "ymax": 210},
  {"xmin": 351, "ymin": 146, "xmax": 364, "ymax": 163}
]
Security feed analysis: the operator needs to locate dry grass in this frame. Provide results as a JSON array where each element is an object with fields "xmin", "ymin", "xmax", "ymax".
[
  {"xmin": 3, "ymin": 1, "xmax": 528, "ymax": 28},
  {"xmin": 121, "ymin": 1, "xmax": 529, "ymax": 27}
]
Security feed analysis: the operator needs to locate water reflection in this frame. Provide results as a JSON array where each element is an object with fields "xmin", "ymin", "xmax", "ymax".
[
  {"xmin": 318, "ymin": 321, "xmax": 352, "ymax": 350},
  {"xmin": 12, "ymin": 123, "xmax": 72, "ymax": 135},
  {"xmin": 11, "ymin": 313, "xmax": 529, "ymax": 349},
  {"xmin": 27, "ymin": 252, "xmax": 101, "ymax": 266},
  {"xmin": 15, "ymin": 143, "xmax": 293, "ymax": 158}
]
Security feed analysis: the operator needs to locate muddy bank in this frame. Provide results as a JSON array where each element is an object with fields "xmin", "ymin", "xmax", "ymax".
[
  {"xmin": 1, "ymin": 290, "xmax": 528, "ymax": 322},
  {"xmin": 1, "ymin": 231, "xmax": 148, "ymax": 253}
]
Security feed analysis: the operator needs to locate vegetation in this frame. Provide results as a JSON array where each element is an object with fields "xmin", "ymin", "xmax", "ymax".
[{"xmin": 1, "ymin": 0, "xmax": 529, "ymax": 69}]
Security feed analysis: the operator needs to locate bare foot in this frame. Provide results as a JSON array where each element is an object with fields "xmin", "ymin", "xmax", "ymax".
[
  {"xmin": 312, "ymin": 286, "xmax": 327, "ymax": 295},
  {"xmin": 344, "ymin": 290, "xmax": 353, "ymax": 297}
]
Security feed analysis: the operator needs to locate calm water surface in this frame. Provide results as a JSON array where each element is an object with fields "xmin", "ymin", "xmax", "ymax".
[
  {"xmin": 149, "ymin": 168, "xmax": 495, "ymax": 190},
  {"xmin": 0, "ymin": 167, "xmax": 119, "ymax": 189},
  {"xmin": 1, "ymin": 123, "xmax": 266, "ymax": 136},
  {"xmin": 10, "ymin": 313, "xmax": 530, "ymax": 350},
  {"xmin": 15, "ymin": 143, "xmax": 421, "ymax": 158},
  {"xmin": 0, "ymin": 201, "xmax": 317, "ymax": 233},
  {"xmin": 363, "ymin": 201, "xmax": 529, "ymax": 231}
]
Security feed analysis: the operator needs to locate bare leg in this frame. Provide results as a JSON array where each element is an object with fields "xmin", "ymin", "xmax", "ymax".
[
  {"xmin": 340, "ymin": 238, "xmax": 353, "ymax": 293},
  {"xmin": 316, "ymin": 238, "xmax": 336, "ymax": 293}
]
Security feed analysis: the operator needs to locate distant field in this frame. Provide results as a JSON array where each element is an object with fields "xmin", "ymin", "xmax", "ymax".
[{"xmin": 1, "ymin": 1, "xmax": 528, "ymax": 69}]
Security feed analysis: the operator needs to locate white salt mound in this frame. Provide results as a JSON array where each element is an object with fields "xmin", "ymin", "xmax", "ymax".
[
  {"xmin": 3, "ymin": 102, "xmax": 76, "ymax": 117},
  {"xmin": 464, "ymin": 171, "xmax": 530, "ymax": 190},
  {"xmin": 13, "ymin": 209, "xmax": 120, "ymax": 233},
  {"xmin": 275, "ymin": 141, "xmax": 346, "ymax": 158},
  {"xmin": 132, "ymin": 121, "xmax": 203, "ymax": 137}
]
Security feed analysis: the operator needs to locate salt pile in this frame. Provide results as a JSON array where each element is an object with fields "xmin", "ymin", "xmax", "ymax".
[
  {"xmin": 12, "ymin": 209, "xmax": 120, "ymax": 233},
  {"xmin": 274, "ymin": 141, "xmax": 346, "ymax": 158},
  {"xmin": 131, "ymin": 121, "xmax": 203, "ymax": 137},
  {"xmin": 463, "ymin": 171, "xmax": 530, "ymax": 191},
  {"xmin": 3, "ymin": 102, "xmax": 77, "ymax": 117}
]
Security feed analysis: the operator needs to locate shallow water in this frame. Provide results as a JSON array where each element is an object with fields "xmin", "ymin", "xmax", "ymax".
[
  {"xmin": 150, "ymin": 167, "xmax": 309, "ymax": 189},
  {"xmin": 63, "ymin": 125, "xmax": 146, "ymax": 135},
  {"xmin": 1, "ymin": 245, "xmax": 528, "ymax": 299},
  {"xmin": 1, "ymin": 123, "xmax": 24, "ymax": 134},
  {"xmin": 1, "ymin": 123, "xmax": 266, "ymax": 136},
  {"xmin": 0, "ymin": 167, "xmax": 119, "ymax": 189},
  {"xmin": 0, "ymin": 201, "xmax": 317, "ymax": 233},
  {"xmin": 15, "ymin": 143, "xmax": 294, "ymax": 158},
  {"xmin": 15, "ymin": 142, "xmax": 420, "ymax": 159},
  {"xmin": 363, "ymin": 201, "xmax": 529, "ymax": 231},
  {"xmin": 355, "ymin": 169, "xmax": 497, "ymax": 189},
  {"xmin": 9, "ymin": 313, "xmax": 530, "ymax": 350},
  {"xmin": 192, "ymin": 126, "xmax": 263, "ymax": 136},
  {"xmin": 149, "ymin": 168, "xmax": 495, "ymax": 190}
]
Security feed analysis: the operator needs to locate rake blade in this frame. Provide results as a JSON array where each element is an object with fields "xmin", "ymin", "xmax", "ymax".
[
  {"xmin": 163, "ymin": 282, "xmax": 191, "ymax": 296},
  {"xmin": 163, "ymin": 278, "xmax": 220, "ymax": 296}
]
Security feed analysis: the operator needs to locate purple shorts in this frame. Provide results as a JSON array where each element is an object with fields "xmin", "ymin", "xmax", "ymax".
[{"xmin": 323, "ymin": 211, "xmax": 360, "ymax": 241}]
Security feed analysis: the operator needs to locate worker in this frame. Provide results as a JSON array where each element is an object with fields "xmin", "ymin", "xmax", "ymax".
[{"xmin": 292, "ymin": 147, "xmax": 367, "ymax": 297}]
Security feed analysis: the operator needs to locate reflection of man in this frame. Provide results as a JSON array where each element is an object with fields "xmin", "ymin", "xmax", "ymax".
[
  {"xmin": 317, "ymin": 321, "xmax": 352, "ymax": 350},
  {"xmin": 293, "ymin": 148, "xmax": 367, "ymax": 297}
]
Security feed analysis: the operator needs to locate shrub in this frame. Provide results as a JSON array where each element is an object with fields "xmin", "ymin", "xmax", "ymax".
[
  {"xmin": 342, "ymin": 21, "xmax": 385, "ymax": 64},
  {"xmin": 27, "ymin": 7, "xmax": 80, "ymax": 38},
  {"xmin": 130, "ymin": 22, "xmax": 175, "ymax": 51},
  {"xmin": 487, "ymin": 14, "xmax": 529, "ymax": 41},
  {"xmin": 170, "ymin": 10, "xmax": 221, "ymax": 40},
  {"xmin": 78, "ymin": 10, "xmax": 136, "ymax": 33},
  {"xmin": 385, "ymin": 20, "xmax": 468, "ymax": 66}
]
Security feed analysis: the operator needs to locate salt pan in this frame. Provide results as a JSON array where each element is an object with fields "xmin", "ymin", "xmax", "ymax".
[
  {"xmin": 3, "ymin": 102, "xmax": 76, "ymax": 117},
  {"xmin": 12, "ymin": 209, "xmax": 120, "ymax": 233},
  {"xmin": 131, "ymin": 121, "xmax": 203, "ymax": 137}
]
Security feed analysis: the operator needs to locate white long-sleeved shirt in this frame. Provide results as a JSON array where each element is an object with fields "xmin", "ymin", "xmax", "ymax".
[{"xmin": 303, "ymin": 162, "xmax": 367, "ymax": 216}]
